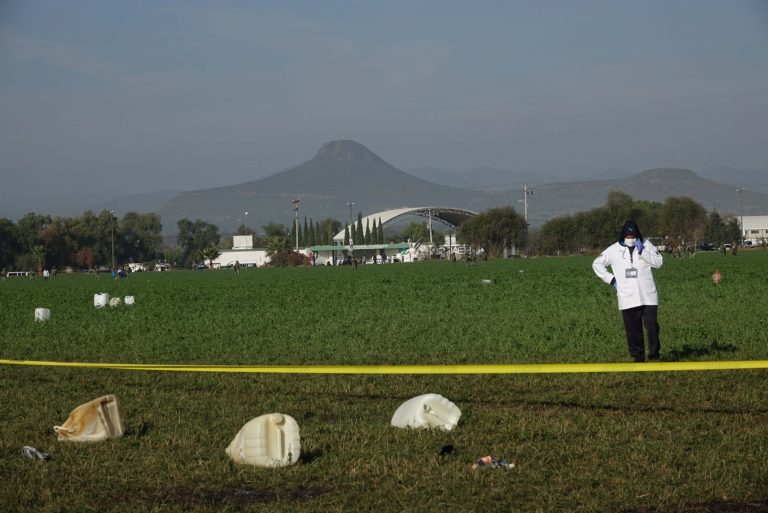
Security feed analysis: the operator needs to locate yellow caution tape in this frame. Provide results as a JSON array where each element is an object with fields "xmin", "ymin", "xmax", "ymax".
[{"xmin": 1, "ymin": 359, "xmax": 767, "ymax": 374}]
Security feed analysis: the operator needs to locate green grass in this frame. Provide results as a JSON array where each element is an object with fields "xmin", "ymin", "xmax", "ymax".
[{"xmin": 1, "ymin": 252, "xmax": 768, "ymax": 512}]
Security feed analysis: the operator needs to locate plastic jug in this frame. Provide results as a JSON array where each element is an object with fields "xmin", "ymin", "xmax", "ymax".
[
  {"xmin": 34, "ymin": 308, "xmax": 51, "ymax": 322},
  {"xmin": 226, "ymin": 413, "xmax": 301, "ymax": 467},
  {"xmin": 54, "ymin": 394, "xmax": 125, "ymax": 442},
  {"xmin": 391, "ymin": 394, "xmax": 461, "ymax": 431},
  {"xmin": 109, "ymin": 297, "xmax": 121, "ymax": 307},
  {"xmin": 93, "ymin": 293, "xmax": 109, "ymax": 308},
  {"xmin": 124, "ymin": 296, "xmax": 135, "ymax": 305}
]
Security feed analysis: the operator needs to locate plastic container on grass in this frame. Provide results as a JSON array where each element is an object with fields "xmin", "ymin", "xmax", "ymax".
[
  {"xmin": 226, "ymin": 413, "xmax": 301, "ymax": 467},
  {"xmin": 124, "ymin": 296, "xmax": 135, "ymax": 305},
  {"xmin": 93, "ymin": 293, "xmax": 109, "ymax": 308},
  {"xmin": 391, "ymin": 394, "xmax": 461, "ymax": 431},
  {"xmin": 34, "ymin": 308, "xmax": 51, "ymax": 322}
]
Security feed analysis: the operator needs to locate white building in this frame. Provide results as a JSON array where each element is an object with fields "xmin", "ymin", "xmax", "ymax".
[
  {"xmin": 211, "ymin": 235, "xmax": 270, "ymax": 268},
  {"xmin": 741, "ymin": 216, "xmax": 768, "ymax": 245},
  {"xmin": 307, "ymin": 243, "xmax": 412, "ymax": 265}
]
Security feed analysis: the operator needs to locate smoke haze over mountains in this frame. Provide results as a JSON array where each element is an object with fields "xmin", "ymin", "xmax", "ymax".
[{"xmin": 1, "ymin": 1, "xmax": 767, "ymax": 221}]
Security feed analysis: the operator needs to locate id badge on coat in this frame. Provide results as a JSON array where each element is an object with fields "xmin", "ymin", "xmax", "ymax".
[{"xmin": 625, "ymin": 268, "xmax": 638, "ymax": 279}]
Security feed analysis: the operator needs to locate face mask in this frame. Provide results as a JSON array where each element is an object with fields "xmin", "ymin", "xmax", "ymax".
[{"xmin": 624, "ymin": 238, "xmax": 636, "ymax": 247}]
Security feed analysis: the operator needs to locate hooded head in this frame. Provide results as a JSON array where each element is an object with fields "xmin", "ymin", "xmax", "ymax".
[{"xmin": 618, "ymin": 220, "xmax": 644, "ymax": 244}]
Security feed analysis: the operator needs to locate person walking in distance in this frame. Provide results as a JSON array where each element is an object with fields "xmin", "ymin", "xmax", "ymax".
[{"xmin": 592, "ymin": 220, "xmax": 663, "ymax": 362}]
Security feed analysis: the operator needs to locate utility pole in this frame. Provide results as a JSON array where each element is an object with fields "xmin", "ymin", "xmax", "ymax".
[
  {"xmin": 347, "ymin": 201, "xmax": 355, "ymax": 233},
  {"xmin": 428, "ymin": 209, "xmax": 433, "ymax": 245},
  {"xmin": 110, "ymin": 210, "xmax": 116, "ymax": 270},
  {"xmin": 737, "ymin": 187, "xmax": 745, "ymax": 245},
  {"xmin": 523, "ymin": 184, "xmax": 535, "ymax": 224},
  {"xmin": 292, "ymin": 198, "xmax": 300, "ymax": 251}
]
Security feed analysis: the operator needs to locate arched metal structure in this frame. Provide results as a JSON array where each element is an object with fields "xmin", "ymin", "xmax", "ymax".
[{"xmin": 333, "ymin": 206, "xmax": 478, "ymax": 242}]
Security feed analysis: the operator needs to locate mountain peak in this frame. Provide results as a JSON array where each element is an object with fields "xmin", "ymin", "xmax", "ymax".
[
  {"xmin": 315, "ymin": 140, "xmax": 385, "ymax": 164},
  {"xmin": 634, "ymin": 168, "xmax": 700, "ymax": 180}
]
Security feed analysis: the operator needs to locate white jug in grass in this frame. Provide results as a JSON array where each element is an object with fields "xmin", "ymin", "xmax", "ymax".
[
  {"xmin": 226, "ymin": 413, "xmax": 301, "ymax": 467},
  {"xmin": 391, "ymin": 394, "xmax": 461, "ymax": 431},
  {"xmin": 93, "ymin": 293, "xmax": 109, "ymax": 308}
]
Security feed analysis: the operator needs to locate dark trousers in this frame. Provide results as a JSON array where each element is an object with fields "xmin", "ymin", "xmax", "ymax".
[{"xmin": 621, "ymin": 305, "xmax": 660, "ymax": 361}]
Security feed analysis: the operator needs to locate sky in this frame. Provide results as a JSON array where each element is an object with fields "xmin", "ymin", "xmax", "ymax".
[{"xmin": 1, "ymin": 0, "xmax": 767, "ymax": 217}]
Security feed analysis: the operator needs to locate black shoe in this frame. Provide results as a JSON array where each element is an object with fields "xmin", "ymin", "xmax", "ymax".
[
  {"xmin": 632, "ymin": 356, "xmax": 645, "ymax": 363},
  {"xmin": 648, "ymin": 355, "xmax": 661, "ymax": 362}
]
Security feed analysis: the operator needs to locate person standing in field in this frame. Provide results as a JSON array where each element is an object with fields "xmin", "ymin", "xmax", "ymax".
[{"xmin": 592, "ymin": 220, "xmax": 663, "ymax": 362}]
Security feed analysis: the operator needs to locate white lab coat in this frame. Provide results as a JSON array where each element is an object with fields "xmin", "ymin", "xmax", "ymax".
[{"xmin": 592, "ymin": 240, "xmax": 663, "ymax": 310}]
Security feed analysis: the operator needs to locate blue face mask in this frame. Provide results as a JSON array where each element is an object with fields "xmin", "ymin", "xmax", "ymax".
[{"xmin": 624, "ymin": 238, "xmax": 636, "ymax": 247}]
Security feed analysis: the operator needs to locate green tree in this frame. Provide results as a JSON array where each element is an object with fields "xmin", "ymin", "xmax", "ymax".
[
  {"xmin": 0, "ymin": 218, "xmax": 19, "ymax": 270},
  {"xmin": 302, "ymin": 217, "xmax": 309, "ymax": 247},
  {"xmin": 74, "ymin": 246, "xmax": 95, "ymax": 270},
  {"xmin": 317, "ymin": 218, "xmax": 341, "ymax": 245},
  {"xmin": 160, "ymin": 246, "xmax": 183, "ymax": 267},
  {"xmin": 308, "ymin": 219, "xmax": 317, "ymax": 246},
  {"xmin": 266, "ymin": 235, "xmax": 291, "ymax": 257},
  {"xmin": 266, "ymin": 236, "xmax": 306, "ymax": 266},
  {"xmin": 344, "ymin": 225, "xmax": 350, "ymax": 245},
  {"xmin": 378, "ymin": 218, "xmax": 384, "ymax": 244},
  {"xmin": 659, "ymin": 196, "xmax": 707, "ymax": 245},
  {"xmin": 177, "ymin": 218, "xmax": 221, "ymax": 267},
  {"xmin": 398, "ymin": 222, "xmax": 430, "ymax": 243},
  {"xmin": 38, "ymin": 217, "xmax": 76, "ymax": 269},
  {"xmin": 355, "ymin": 212, "xmax": 364, "ymax": 246},
  {"xmin": 119, "ymin": 212, "xmax": 162, "ymax": 263},
  {"xmin": 722, "ymin": 217, "xmax": 741, "ymax": 245},
  {"xmin": 532, "ymin": 192, "xmax": 666, "ymax": 255},
  {"xmin": 235, "ymin": 224, "xmax": 256, "ymax": 236},
  {"xmin": 31, "ymin": 245, "xmax": 46, "ymax": 274},
  {"xmin": 706, "ymin": 210, "xmax": 724, "ymax": 245},
  {"xmin": 364, "ymin": 218, "xmax": 371, "ymax": 245},
  {"xmin": 458, "ymin": 206, "xmax": 527, "ymax": 257},
  {"xmin": 201, "ymin": 246, "xmax": 221, "ymax": 269},
  {"xmin": 263, "ymin": 223, "xmax": 287, "ymax": 238}
]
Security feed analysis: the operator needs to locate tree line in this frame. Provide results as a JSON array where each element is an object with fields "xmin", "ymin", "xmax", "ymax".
[
  {"xmin": 0, "ymin": 193, "xmax": 742, "ymax": 272},
  {"xmin": 0, "ymin": 211, "xmax": 163, "ymax": 273},
  {"xmin": 529, "ymin": 191, "xmax": 741, "ymax": 255}
]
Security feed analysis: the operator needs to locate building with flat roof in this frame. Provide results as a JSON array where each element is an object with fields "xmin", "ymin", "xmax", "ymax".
[
  {"xmin": 741, "ymin": 215, "xmax": 768, "ymax": 245},
  {"xmin": 211, "ymin": 235, "xmax": 270, "ymax": 268}
]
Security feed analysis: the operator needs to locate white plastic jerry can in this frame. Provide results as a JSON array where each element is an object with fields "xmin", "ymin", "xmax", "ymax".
[
  {"xmin": 391, "ymin": 393, "xmax": 462, "ymax": 431},
  {"xmin": 34, "ymin": 308, "xmax": 51, "ymax": 322},
  {"xmin": 124, "ymin": 296, "xmax": 135, "ymax": 305},
  {"xmin": 93, "ymin": 293, "xmax": 110, "ymax": 308},
  {"xmin": 226, "ymin": 413, "xmax": 301, "ymax": 467},
  {"xmin": 54, "ymin": 394, "xmax": 125, "ymax": 442}
]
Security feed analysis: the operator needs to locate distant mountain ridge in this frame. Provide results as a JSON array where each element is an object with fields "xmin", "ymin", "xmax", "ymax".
[
  {"xmin": 157, "ymin": 141, "xmax": 768, "ymax": 235},
  {"xmin": 158, "ymin": 140, "xmax": 492, "ymax": 234},
  {"xmin": 527, "ymin": 168, "xmax": 767, "ymax": 223},
  {"xmin": 407, "ymin": 165, "xmax": 563, "ymax": 191}
]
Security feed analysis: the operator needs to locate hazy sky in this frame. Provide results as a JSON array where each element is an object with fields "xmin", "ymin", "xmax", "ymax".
[{"xmin": 1, "ymin": 0, "xmax": 767, "ymax": 216}]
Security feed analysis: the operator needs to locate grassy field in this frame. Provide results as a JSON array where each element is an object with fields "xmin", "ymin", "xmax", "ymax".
[{"xmin": 1, "ymin": 251, "xmax": 768, "ymax": 512}]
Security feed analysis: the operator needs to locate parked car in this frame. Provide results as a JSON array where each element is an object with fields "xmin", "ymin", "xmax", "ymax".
[
  {"xmin": 194, "ymin": 263, "xmax": 208, "ymax": 270},
  {"xmin": 698, "ymin": 243, "xmax": 716, "ymax": 251}
]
